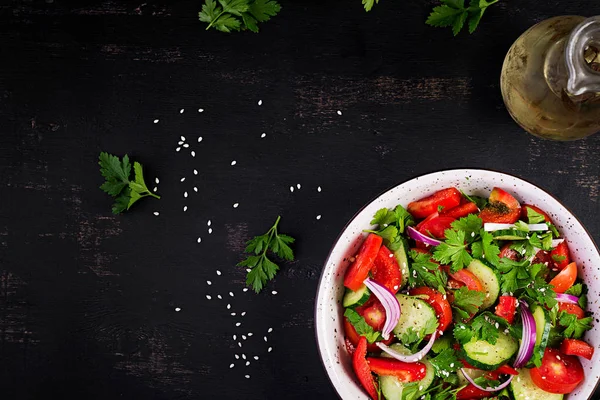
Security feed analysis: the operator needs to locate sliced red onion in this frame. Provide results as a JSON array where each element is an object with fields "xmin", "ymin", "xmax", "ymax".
[
  {"xmin": 556, "ymin": 293, "xmax": 579, "ymax": 304},
  {"xmin": 407, "ymin": 226, "xmax": 442, "ymax": 247},
  {"xmin": 461, "ymin": 368, "xmax": 514, "ymax": 391},
  {"xmin": 483, "ymin": 223, "xmax": 548, "ymax": 232},
  {"xmin": 552, "ymin": 239, "xmax": 565, "ymax": 247},
  {"xmin": 513, "ymin": 300, "xmax": 537, "ymax": 368},
  {"xmin": 364, "ymin": 278, "xmax": 400, "ymax": 340},
  {"xmin": 376, "ymin": 331, "xmax": 437, "ymax": 363}
]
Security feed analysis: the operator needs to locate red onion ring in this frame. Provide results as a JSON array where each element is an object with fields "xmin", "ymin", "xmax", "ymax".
[
  {"xmin": 407, "ymin": 226, "xmax": 442, "ymax": 247},
  {"xmin": 556, "ymin": 293, "xmax": 579, "ymax": 305},
  {"xmin": 363, "ymin": 278, "xmax": 401, "ymax": 340},
  {"xmin": 376, "ymin": 331, "xmax": 437, "ymax": 363},
  {"xmin": 461, "ymin": 368, "xmax": 514, "ymax": 391},
  {"xmin": 513, "ymin": 300, "xmax": 536, "ymax": 368}
]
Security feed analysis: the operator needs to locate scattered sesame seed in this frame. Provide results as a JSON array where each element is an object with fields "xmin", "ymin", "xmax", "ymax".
[
  {"xmin": 235, "ymin": 354, "xmax": 239, "ymax": 359},
  {"xmin": 229, "ymin": 291, "xmax": 234, "ymax": 297},
  {"xmin": 153, "ymin": 187, "xmax": 158, "ymax": 192},
  {"xmin": 245, "ymin": 375, "xmax": 250, "ymax": 379},
  {"xmin": 317, "ymin": 186, "xmax": 322, "ymax": 192},
  {"xmin": 337, "ymin": 110, "xmax": 342, "ymax": 115},
  {"xmin": 247, "ymin": 332, "xmax": 253, "ymax": 336},
  {"xmin": 208, "ymin": 220, "xmax": 212, "ymax": 226},
  {"xmin": 153, "ymin": 211, "xmax": 160, "ymax": 216},
  {"xmin": 198, "ymin": 237, "xmax": 202, "ymax": 243},
  {"xmin": 245, "ymin": 361, "xmax": 250, "ymax": 366},
  {"xmin": 290, "ymin": 186, "xmax": 294, "ymax": 192},
  {"xmin": 194, "ymin": 187, "xmax": 198, "ymax": 192},
  {"xmin": 175, "ymin": 307, "xmax": 181, "ymax": 312},
  {"xmin": 231, "ymin": 312, "xmax": 236, "ymax": 316},
  {"xmin": 241, "ymin": 312, "xmax": 246, "ymax": 316},
  {"xmin": 176, "ymin": 147, "xmax": 181, "ymax": 152},
  {"xmin": 191, "ymin": 151, "xmax": 196, "ymax": 157},
  {"xmin": 243, "ymin": 288, "xmax": 248, "ymax": 292},
  {"xmin": 242, "ymin": 335, "xmax": 247, "ymax": 340},
  {"xmin": 246, "ymin": 268, "xmax": 251, "ymax": 273},
  {"xmin": 316, "ymin": 215, "xmax": 322, "ymax": 220},
  {"xmin": 206, "ymin": 295, "xmax": 212, "ymax": 300},
  {"xmin": 268, "ymin": 347, "xmax": 272, "ymax": 352},
  {"xmin": 184, "ymin": 191, "xmax": 188, "ymax": 198},
  {"xmin": 236, "ymin": 322, "xmax": 241, "ymax": 327},
  {"xmin": 260, "ymin": 133, "xmax": 266, "ymax": 138},
  {"xmin": 180, "ymin": 177, "xmax": 186, "ymax": 182},
  {"xmin": 258, "ymin": 100, "xmax": 262, "ymax": 106},
  {"xmin": 178, "ymin": 141, "xmax": 184, "ymax": 145},
  {"xmin": 217, "ymin": 295, "xmax": 222, "ymax": 299},
  {"xmin": 233, "ymin": 335, "xmax": 237, "ymax": 340},
  {"xmin": 264, "ymin": 336, "xmax": 268, "ymax": 342},
  {"xmin": 217, "ymin": 270, "xmax": 222, "ymax": 276},
  {"xmin": 227, "ymin": 304, "xmax": 231, "ymax": 309},
  {"xmin": 153, "ymin": 119, "xmax": 159, "ymax": 123},
  {"xmin": 198, "ymin": 136, "xmax": 203, "ymax": 142},
  {"xmin": 229, "ymin": 363, "xmax": 234, "ymax": 369},
  {"xmin": 297, "ymin": 184, "xmax": 301, "ymax": 189},
  {"xmin": 233, "ymin": 203, "xmax": 239, "ymax": 208},
  {"xmin": 238, "ymin": 342, "xmax": 242, "ymax": 348},
  {"xmin": 183, "ymin": 206, "xmax": 188, "ymax": 212},
  {"xmin": 198, "ymin": 108, "xmax": 204, "ymax": 113},
  {"xmin": 268, "ymin": 328, "xmax": 273, "ymax": 333},
  {"xmin": 183, "ymin": 143, "xmax": 189, "ymax": 148},
  {"xmin": 207, "ymin": 280, "xmax": 211, "ymax": 285},
  {"xmin": 254, "ymin": 356, "xmax": 259, "ymax": 360},
  {"xmin": 231, "ymin": 160, "xmax": 237, "ymax": 166},
  {"xmin": 271, "ymin": 291, "xmax": 277, "ymax": 295},
  {"xmin": 155, "ymin": 178, "xmax": 160, "ymax": 184},
  {"xmin": 208, "ymin": 228, "xmax": 213, "ymax": 234},
  {"xmin": 193, "ymin": 169, "xmax": 198, "ymax": 175},
  {"xmin": 180, "ymin": 109, "xmax": 184, "ymax": 114}
]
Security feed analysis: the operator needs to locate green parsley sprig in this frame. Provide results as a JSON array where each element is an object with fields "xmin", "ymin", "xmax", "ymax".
[
  {"xmin": 199, "ymin": 0, "xmax": 281, "ymax": 33},
  {"xmin": 344, "ymin": 308, "xmax": 383, "ymax": 343},
  {"xmin": 426, "ymin": 0, "xmax": 499, "ymax": 36},
  {"xmin": 238, "ymin": 216, "xmax": 295, "ymax": 293},
  {"xmin": 98, "ymin": 152, "xmax": 160, "ymax": 214},
  {"xmin": 367, "ymin": 205, "xmax": 414, "ymax": 251}
]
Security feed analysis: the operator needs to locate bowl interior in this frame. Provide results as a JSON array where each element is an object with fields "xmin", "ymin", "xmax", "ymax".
[{"xmin": 315, "ymin": 169, "xmax": 600, "ymax": 400}]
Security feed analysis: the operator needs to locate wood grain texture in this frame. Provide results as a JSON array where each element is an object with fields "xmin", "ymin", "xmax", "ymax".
[{"xmin": 0, "ymin": 0, "xmax": 599, "ymax": 399}]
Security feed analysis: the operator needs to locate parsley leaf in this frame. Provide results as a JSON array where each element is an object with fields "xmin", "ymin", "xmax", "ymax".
[
  {"xmin": 454, "ymin": 312, "xmax": 501, "ymax": 344},
  {"xmin": 408, "ymin": 250, "xmax": 448, "ymax": 293},
  {"xmin": 98, "ymin": 152, "xmax": 160, "ymax": 214},
  {"xmin": 426, "ymin": 0, "xmax": 499, "ymax": 36},
  {"xmin": 496, "ymin": 258, "xmax": 530, "ymax": 294},
  {"xmin": 362, "ymin": 0, "xmax": 379, "ymax": 12},
  {"xmin": 199, "ymin": 0, "xmax": 281, "ymax": 33},
  {"xmin": 451, "ymin": 286, "xmax": 485, "ymax": 322},
  {"xmin": 238, "ymin": 216, "xmax": 295, "ymax": 292},
  {"xmin": 471, "ymin": 229, "xmax": 500, "ymax": 267},
  {"xmin": 433, "ymin": 229, "xmax": 472, "ymax": 272},
  {"xmin": 529, "ymin": 232, "xmax": 553, "ymax": 251},
  {"xmin": 450, "ymin": 214, "xmax": 482, "ymax": 241},
  {"xmin": 461, "ymin": 190, "xmax": 488, "ymax": 209},
  {"xmin": 527, "ymin": 207, "xmax": 547, "ymax": 224},
  {"xmin": 429, "ymin": 348, "xmax": 461, "ymax": 378},
  {"xmin": 565, "ymin": 283, "xmax": 583, "ymax": 297},
  {"xmin": 344, "ymin": 308, "xmax": 382, "ymax": 343},
  {"xmin": 558, "ymin": 311, "xmax": 593, "ymax": 339},
  {"xmin": 368, "ymin": 205, "xmax": 414, "ymax": 251}
]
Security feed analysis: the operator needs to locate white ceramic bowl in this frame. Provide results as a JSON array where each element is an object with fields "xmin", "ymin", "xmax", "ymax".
[{"xmin": 315, "ymin": 169, "xmax": 600, "ymax": 400}]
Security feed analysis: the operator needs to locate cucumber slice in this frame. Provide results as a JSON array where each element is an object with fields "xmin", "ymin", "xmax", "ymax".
[
  {"xmin": 532, "ymin": 304, "xmax": 551, "ymax": 360},
  {"xmin": 466, "ymin": 259, "xmax": 500, "ymax": 309},
  {"xmin": 492, "ymin": 229, "xmax": 529, "ymax": 240},
  {"xmin": 393, "ymin": 239, "xmax": 410, "ymax": 289},
  {"xmin": 392, "ymin": 294, "xmax": 437, "ymax": 341},
  {"xmin": 342, "ymin": 284, "xmax": 370, "ymax": 308},
  {"xmin": 457, "ymin": 368, "xmax": 486, "ymax": 386},
  {"xmin": 462, "ymin": 332, "xmax": 518, "ymax": 370},
  {"xmin": 380, "ymin": 344, "xmax": 436, "ymax": 400},
  {"xmin": 510, "ymin": 368, "xmax": 563, "ymax": 400}
]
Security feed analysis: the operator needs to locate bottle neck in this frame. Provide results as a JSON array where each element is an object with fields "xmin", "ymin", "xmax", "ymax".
[{"xmin": 566, "ymin": 16, "xmax": 600, "ymax": 96}]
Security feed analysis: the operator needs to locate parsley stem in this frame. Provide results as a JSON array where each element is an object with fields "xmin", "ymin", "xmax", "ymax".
[{"xmin": 206, "ymin": 10, "xmax": 226, "ymax": 30}]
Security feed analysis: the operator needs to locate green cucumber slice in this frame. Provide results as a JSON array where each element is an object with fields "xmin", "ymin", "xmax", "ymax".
[
  {"xmin": 462, "ymin": 332, "xmax": 518, "ymax": 370},
  {"xmin": 510, "ymin": 368, "xmax": 563, "ymax": 400},
  {"xmin": 342, "ymin": 284, "xmax": 370, "ymax": 308},
  {"xmin": 492, "ymin": 229, "xmax": 529, "ymax": 240},
  {"xmin": 466, "ymin": 259, "xmax": 500, "ymax": 309},
  {"xmin": 392, "ymin": 294, "xmax": 437, "ymax": 341}
]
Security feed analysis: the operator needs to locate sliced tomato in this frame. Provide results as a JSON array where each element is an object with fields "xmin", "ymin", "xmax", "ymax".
[
  {"xmin": 551, "ymin": 241, "xmax": 571, "ymax": 270},
  {"xmin": 561, "ymin": 339, "xmax": 594, "ymax": 360},
  {"xmin": 549, "ymin": 262, "xmax": 577, "ymax": 293},
  {"xmin": 371, "ymin": 245, "xmax": 402, "ymax": 293},
  {"xmin": 416, "ymin": 211, "xmax": 439, "ymax": 230},
  {"xmin": 418, "ymin": 216, "xmax": 456, "ymax": 239},
  {"xmin": 499, "ymin": 243, "xmax": 520, "ymax": 261},
  {"xmin": 558, "ymin": 302, "xmax": 586, "ymax": 319},
  {"xmin": 440, "ymin": 201, "xmax": 480, "ymax": 219},
  {"xmin": 521, "ymin": 204, "xmax": 552, "ymax": 223},
  {"xmin": 456, "ymin": 384, "xmax": 490, "ymax": 400},
  {"xmin": 450, "ymin": 269, "xmax": 484, "ymax": 292},
  {"xmin": 344, "ymin": 233, "xmax": 383, "ymax": 292},
  {"xmin": 495, "ymin": 295, "xmax": 517, "ymax": 324},
  {"xmin": 447, "ymin": 278, "xmax": 465, "ymax": 289},
  {"xmin": 366, "ymin": 357, "xmax": 427, "ymax": 382},
  {"xmin": 352, "ymin": 336, "xmax": 379, "ymax": 399},
  {"xmin": 409, "ymin": 287, "xmax": 452, "ymax": 332},
  {"xmin": 479, "ymin": 187, "xmax": 521, "ymax": 224},
  {"xmin": 344, "ymin": 318, "xmax": 392, "ymax": 353},
  {"xmin": 356, "ymin": 297, "xmax": 387, "ymax": 331},
  {"xmin": 529, "ymin": 348, "xmax": 584, "ymax": 394},
  {"xmin": 408, "ymin": 188, "xmax": 462, "ymax": 219}
]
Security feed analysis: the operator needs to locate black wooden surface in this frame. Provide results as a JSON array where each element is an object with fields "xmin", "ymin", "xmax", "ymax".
[{"xmin": 1, "ymin": 1, "xmax": 599, "ymax": 399}]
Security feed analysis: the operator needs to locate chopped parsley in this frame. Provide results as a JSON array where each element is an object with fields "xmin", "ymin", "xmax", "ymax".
[
  {"xmin": 343, "ymin": 308, "xmax": 382, "ymax": 343},
  {"xmin": 451, "ymin": 286, "xmax": 485, "ymax": 322},
  {"xmin": 429, "ymin": 348, "xmax": 461, "ymax": 378},
  {"xmin": 558, "ymin": 311, "xmax": 593, "ymax": 339},
  {"xmin": 408, "ymin": 250, "xmax": 448, "ymax": 293}
]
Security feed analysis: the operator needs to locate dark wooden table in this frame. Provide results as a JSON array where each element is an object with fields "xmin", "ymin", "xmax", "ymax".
[{"xmin": 1, "ymin": 1, "xmax": 599, "ymax": 398}]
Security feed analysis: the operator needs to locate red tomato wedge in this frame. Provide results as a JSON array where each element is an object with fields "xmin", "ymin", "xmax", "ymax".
[
  {"xmin": 343, "ymin": 318, "xmax": 392, "ymax": 353},
  {"xmin": 495, "ymin": 295, "xmax": 517, "ymax": 324},
  {"xmin": 407, "ymin": 188, "xmax": 462, "ymax": 219},
  {"xmin": 549, "ymin": 262, "xmax": 577, "ymax": 293},
  {"xmin": 366, "ymin": 357, "xmax": 427, "ymax": 382},
  {"xmin": 440, "ymin": 201, "xmax": 480, "ymax": 219},
  {"xmin": 529, "ymin": 348, "xmax": 584, "ymax": 394},
  {"xmin": 409, "ymin": 287, "xmax": 452, "ymax": 332},
  {"xmin": 450, "ymin": 269, "xmax": 484, "ymax": 292},
  {"xmin": 521, "ymin": 204, "xmax": 552, "ymax": 222},
  {"xmin": 418, "ymin": 216, "xmax": 456, "ymax": 239},
  {"xmin": 352, "ymin": 336, "xmax": 379, "ymax": 399},
  {"xmin": 371, "ymin": 245, "xmax": 402, "ymax": 293},
  {"xmin": 558, "ymin": 302, "xmax": 586, "ymax": 319},
  {"xmin": 551, "ymin": 241, "xmax": 571, "ymax": 270},
  {"xmin": 344, "ymin": 233, "xmax": 383, "ymax": 292},
  {"xmin": 561, "ymin": 339, "xmax": 594, "ymax": 360},
  {"xmin": 416, "ymin": 211, "xmax": 439, "ymax": 230},
  {"xmin": 456, "ymin": 384, "xmax": 490, "ymax": 400},
  {"xmin": 499, "ymin": 243, "xmax": 520, "ymax": 261},
  {"xmin": 479, "ymin": 187, "xmax": 521, "ymax": 224},
  {"xmin": 356, "ymin": 297, "xmax": 387, "ymax": 331}
]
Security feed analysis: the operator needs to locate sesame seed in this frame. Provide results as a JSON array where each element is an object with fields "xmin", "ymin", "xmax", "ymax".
[
  {"xmin": 242, "ymin": 354, "xmax": 247, "ymax": 359},
  {"xmin": 243, "ymin": 288, "xmax": 248, "ymax": 292},
  {"xmin": 271, "ymin": 291, "xmax": 277, "ymax": 295},
  {"xmin": 194, "ymin": 169, "xmax": 198, "ymax": 175},
  {"xmin": 181, "ymin": 136, "xmax": 186, "ymax": 141},
  {"xmin": 206, "ymin": 295, "xmax": 212, "ymax": 300},
  {"xmin": 198, "ymin": 237, "xmax": 202, "ymax": 243},
  {"xmin": 241, "ymin": 312, "xmax": 246, "ymax": 316},
  {"xmin": 206, "ymin": 280, "xmax": 211, "ymax": 285},
  {"xmin": 316, "ymin": 215, "xmax": 322, "ymax": 220},
  {"xmin": 208, "ymin": 228, "xmax": 213, "ymax": 234},
  {"xmin": 208, "ymin": 220, "xmax": 212, "ymax": 226},
  {"xmin": 556, "ymin": 355, "xmax": 561, "ymax": 360},
  {"xmin": 183, "ymin": 143, "xmax": 189, "ymax": 148},
  {"xmin": 258, "ymin": 100, "xmax": 262, "ymax": 106},
  {"xmin": 235, "ymin": 354, "xmax": 239, "ymax": 359},
  {"xmin": 229, "ymin": 291, "xmax": 234, "ymax": 297},
  {"xmin": 233, "ymin": 203, "xmax": 239, "ymax": 208},
  {"xmin": 178, "ymin": 141, "xmax": 184, "ymax": 145},
  {"xmin": 217, "ymin": 270, "xmax": 222, "ymax": 275},
  {"xmin": 264, "ymin": 336, "xmax": 268, "ymax": 342},
  {"xmin": 153, "ymin": 119, "xmax": 159, "ymax": 123},
  {"xmin": 268, "ymin": 347, "xmax": 272, "ymax": 352},
  {"xmin": 184, "ymin": 192, "xmax": 188, "ymax": 198},
  {"xmin": 260, "ymin": 133, "xmax": 266, "ymax": 138},
  {"xmin": 153, "ymin": 187, "xmax": 158, "ymax": 192},
  {"xmin": 227, "ymin": 304, "xmax": 231, "ymax": 310},
  {"xmin": 238, "ymin": 342, "xmax": 242, "ymax": 348},
  {"xmin": 242, "ymin": 335, "xmax": 247, "ymax": 340},
  {"xmin": 245, "ymin": 361, "xmax": 250, "ymax": 366},
  {"xmin": 153, "ymin": 211, "xmax": 159, "ymax": 216},
  {"xmin": 198, "ymin": 108, "xmax": 204, "ymax": 113},
  {"xmin": 180, "ymin": 177, "xmax": 186, "ymax": 182},
  {"xmin": 254, "ymin": 356, "xmax": 259, "ymax": 360},
  {"xmin": 297, "ymin": 184, "xmax": 301, "ymax": 189},
  {"xmin": 191, "ymin": 151, "xmax": 196, "ymax": 157},
  {"xmin": 217, "ymin": 295, "xmax": 222, "ymax": 299},
  {"xmin": 183, "ymin": 206, "xmax": 188, "ymax": 212},
  {"xmin": 233, "ymin": 335, "xmax": 237, "ymax": 340},
  {"xmin": 231, "ymin": 312, "xmax": 236, "ymax": 316},
  {"xmin": 337, "ymin": 110, "xmax": 342, "ymax": 115},
  {"xmin": 268, "ymin": 328, "xmax": 273, "ymax": 333},
  {"xmin": 155, "ymin": 178, "xmax": 160, "ymax": 184},
  {"xmin": 198, "ymin": 136, "xmax": 203, "ymax": 142},
  {"xmin": 194, "ymin": 187, "xmax": 198, "ymax": 192},
  {"xmin": 248, "ymin": 332, "xmax": 253, "ymax": 336},
  {"xmin": 176, "ymin": 147, "xmax": 181, "ymax": 152},
  {"xmin": 231, "ymin": 160, "xmax": 237, "ymax": 166},
  {"xmin": 236, "ymin": 322, "xmax": 241, "ymax": 327},
  {"xmin": 175, "ymin": 307, "xmax": 181, "ymax": 312},
  {"xmin": 245, "ymin": 375, "xmax": 250, "ymax": 379},
  {"xmin": 317, "ymin": 186, "xmax": 322, "ymax": 192},
  {"xmin": 246, "ymin": 268, "xmax": 251, "ymax": 273},
  {"xmin": 290, "ymin": 186, "xmax": 294, "ymax": 192},
  {"xmin": 229, "ymin": 363, "xmax": 234, "ymax": 369}
]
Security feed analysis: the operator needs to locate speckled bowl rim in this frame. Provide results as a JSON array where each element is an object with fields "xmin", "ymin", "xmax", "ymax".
[{"xmin": 314, "ymin": 168, "xmax": 600, "ymax": 400}]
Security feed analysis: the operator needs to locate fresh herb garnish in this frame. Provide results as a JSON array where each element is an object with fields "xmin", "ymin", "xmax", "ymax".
[
  {"xmin": 408, "ymin": 250, "xmax": 448, "ymax": 293},
  {"xmin": 367, "ymin": 205, "xmax": 414, "ymax": 251},
  {"xmin": 526, "ymin": 207, "xmax": 547, "ymax": 224},
  {"xmin": 471, "ymin": 229, "xmax": 500, "ymax": 267},
  {"xmin": 362, "ymin": 0, "xmax": 379, "ymax": 12},
  {"xmin": 238, "ymin": 216, "xmax": 295, "ymax": 292},
  {"xmin": 454, "ymin": 312, "xmax": 502, "ymax": 345},
  {"xmin": 451, "ymin": 286, "xmax": 485, "ymax": 322},
  {"xmin": 199, "ymin": 0, "xmax": 281, "ymax": 33},
  {"xmin": 429, "ymin": 348, "xmax": 461, "ymax": 378},
  {"xmin": 98, "ymin": 152, "xmax": 160, "ymax": 214},
  {"xmin": 558, "ymin": 311, "xmax": 593, "ymax": 339},
  {"xmin": 344, "ymin": 308, "xmax": 382, "ymax": 343},
  {"xmin": 426, "ymin": 0, "xmax": 500, "ymax": 36}
]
